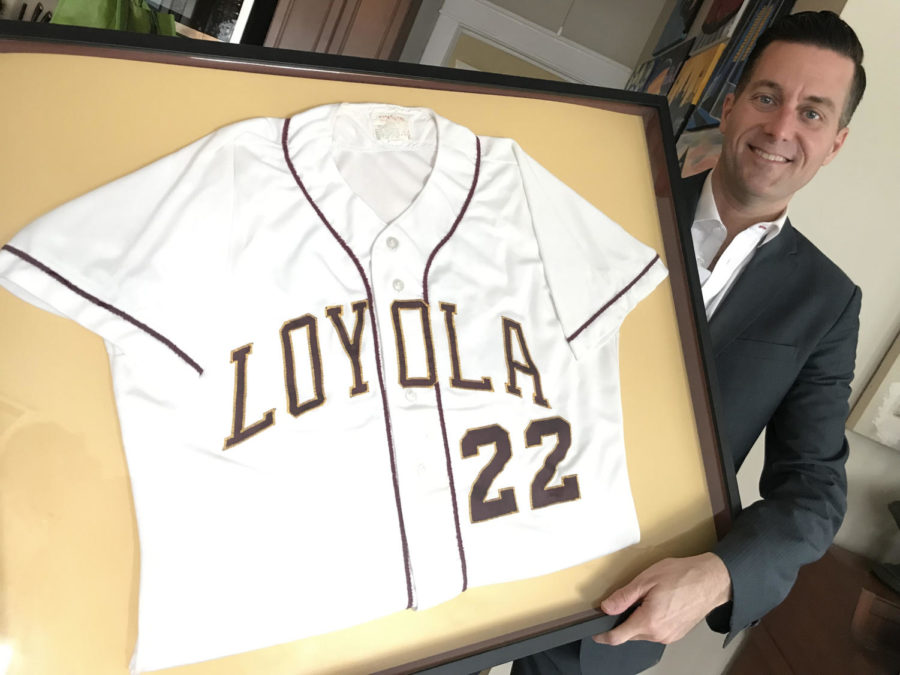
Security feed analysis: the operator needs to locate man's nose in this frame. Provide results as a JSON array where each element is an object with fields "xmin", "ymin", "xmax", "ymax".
[{"xmin": 762, "ymin": 106, "xmax": 796, "ymax": 141}]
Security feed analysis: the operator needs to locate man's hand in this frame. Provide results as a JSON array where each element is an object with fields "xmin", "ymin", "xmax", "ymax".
[{"xmin": 592, "ymin": 553, "xmax": 732, "ymax": 646}]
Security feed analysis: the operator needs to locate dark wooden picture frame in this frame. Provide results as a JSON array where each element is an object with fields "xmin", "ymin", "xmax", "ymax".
[{"xmin": 0, "ymin": 20, "xmax": 738, "ymax": 674}]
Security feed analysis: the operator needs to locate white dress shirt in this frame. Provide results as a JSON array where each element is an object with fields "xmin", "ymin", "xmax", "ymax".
[{"xmin": 691, "ymin": 172, "xmax": 787, "ymax": 318}]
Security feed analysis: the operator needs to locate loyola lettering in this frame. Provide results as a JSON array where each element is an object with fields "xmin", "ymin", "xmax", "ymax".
[{"xmin": 224, "ymin": 299, "xmax": 549, "ymax": 449}]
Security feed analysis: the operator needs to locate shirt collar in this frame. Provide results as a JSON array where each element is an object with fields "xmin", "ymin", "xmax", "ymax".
[
  {"xmin": 694, "ymin": 171, "xmax": 787, "ymax": 244},
  {"xmin": 694, "ymin": 171, "xmax": 721, "ymax": 225}
]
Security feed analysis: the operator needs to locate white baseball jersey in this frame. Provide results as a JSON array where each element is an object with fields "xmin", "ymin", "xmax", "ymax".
[{"xmin": 0, "ymin": 103, "xmax": 667, "ymax": 671}]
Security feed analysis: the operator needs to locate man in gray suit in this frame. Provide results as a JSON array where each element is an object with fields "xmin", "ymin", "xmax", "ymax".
[{"xmin": 514, "ymin": 10, "xmax": 865, "ymax": 673}]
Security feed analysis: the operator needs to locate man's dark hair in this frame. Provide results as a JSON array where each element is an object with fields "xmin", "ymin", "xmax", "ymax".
[{"xmin": 736, "ymin": 11, "xmax": 865, "ymax": 128}]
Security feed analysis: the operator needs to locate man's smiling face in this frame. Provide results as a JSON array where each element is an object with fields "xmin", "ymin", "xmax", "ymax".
[{"xmin": 717, "ymin": 40, "xmax": 854, "ymax": 212}]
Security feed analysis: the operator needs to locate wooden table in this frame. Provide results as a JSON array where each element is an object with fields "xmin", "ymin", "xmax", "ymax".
[{"xmin": 728, "ymin": 546, "xmax": 900, "ymax": 674}]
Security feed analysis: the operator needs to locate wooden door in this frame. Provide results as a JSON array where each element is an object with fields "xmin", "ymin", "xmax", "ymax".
[{"xmin": 265, "ymin": 0, "xmax": 422, "ymax": 60}]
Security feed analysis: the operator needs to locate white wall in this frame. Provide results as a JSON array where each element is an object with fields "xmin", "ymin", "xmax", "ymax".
[
  {"xmin": 487, "ymin": 0, "xmax": 669, "ymax": 67},
  {"xmin": 792, "ymin": 0, "xmax": 900, "ymax": 398},
  {"xmin": 408, "ymin": 0, "xmax": 670, "ymax": 73}
]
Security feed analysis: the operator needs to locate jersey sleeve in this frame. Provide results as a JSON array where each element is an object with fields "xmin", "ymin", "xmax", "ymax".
[
  {"xmin": 514, "ymin": 145, "xmax": 668, "ymax": 358},
  {"xmin": 0, "ymin": 125, "xmax": 246, "ymax": 375}
]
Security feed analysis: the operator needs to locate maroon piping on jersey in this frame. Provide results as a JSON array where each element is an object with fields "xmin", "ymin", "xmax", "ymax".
[
  {"xmin": 566, "ymin": 254, "xmax": 660, "ymax": 343},
  {"xmin": 422, "ymin": 136, "xmax": 481, "ymax": 593},
  {"xmin": 1, "ymin": 244, "xmax": 203, "ymax": 374},
  {"xmin": 280, "ymin": 118, "xmax": 416, "ymax": 608}
]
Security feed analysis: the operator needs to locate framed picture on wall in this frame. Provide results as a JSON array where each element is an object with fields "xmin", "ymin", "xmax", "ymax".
[
  {"xmin": 691, "ymin": 0, "xmax": 753, "ymax": 54},
  {"xmin": 639, "ymin": 38, "xmax": 696, "ymax": 97},
  {"xmin": 667, "ymin": 43, "xmax": 727, "ymax": 138},
  {"xmin": 624, "ymin": 57, "xmax": 655, "ymax": 92},
  {"xmin": 848, "ymin": 330, "xmax": 900, "ymax": 452},
  {"xmin": 651, "ymin": 0, "xmax": 705, "ymax": 56},
  {"xmin": 677, "ymin": 126, "xmax": 724, "ymax": 178}
]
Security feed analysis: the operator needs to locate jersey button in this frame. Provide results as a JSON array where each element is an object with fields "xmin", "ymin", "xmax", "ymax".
[
  {"xmin": 393, "ymin": 279, "xmax": 405, "ymax": 292},
  {"xmin": 405, "ymin": 389, "xmax": 417, "ymax": 402},
  {"xmin": 386, "ymin": 236, "xmax": 399, "ymax": 250}
]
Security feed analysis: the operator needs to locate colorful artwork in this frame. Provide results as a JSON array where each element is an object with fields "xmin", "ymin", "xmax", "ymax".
[
  {"xmin": 692, "ymin": 0, "xmax": 752, "ymax": 54},
  {"xmin": 624, "ymin": 58, "xmax": 654, "ymax": 92},
  {"xmin": 667, "ymin": 43, "xmax": 727, "ymax": 138},
  {"xmin": 849, "ymin": 331, "xmax": 900, "ymax": 452},
  {"xmin": 651, "ymin": 0, "xmax": 704, "ymax": 56},
  {"xmin": 677, "ymin": 126, "xmax": 723, "ymax": 178},
  {"xmin": 640, "ymin": 38, "xmax": 695, "ymax": 97},
  {"xmin": 687, "ymin": 0, "xmax": 795, "ymax": 131},
  {"xmin": 702, "ymin": 0, "xmax": 745, "ymax": 32}
]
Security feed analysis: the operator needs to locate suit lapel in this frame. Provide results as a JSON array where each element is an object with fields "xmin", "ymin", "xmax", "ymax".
[
  {"xmin": 708, "ymin": 220, "xmax": 799, "ymax": 354},
  {"xmin": 679, "ymin": 170, "xmax": 800, "ymax": 354}
]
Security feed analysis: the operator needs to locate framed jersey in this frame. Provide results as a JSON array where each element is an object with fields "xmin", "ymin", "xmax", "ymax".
[{"xmin": 0, "ymin": 21, "xmax": 737, "ymax": 675}]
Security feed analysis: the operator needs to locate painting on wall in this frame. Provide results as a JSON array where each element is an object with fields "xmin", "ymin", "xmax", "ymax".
[
  {"xmin": 849, "ymin": 331, "xmax": 900, "ymax": 452},
  {"xmin": 687, "ymin": 0, "xmax": 795, "ymax": 131},
  {"xmin": 624, "ymin": 58, "xmax": 655, "ymax": 92},
  {"xmin": 676, "ymin": 126, "xmax": 723, "ymax": 178},
  {"xmin": 667, "ymin": 43, "xmax": 726, "ymax": 138},
  {"xmin": 637, "ymin": 38, "xmax": 695, "ymax": 97},
  {"xmin": 691, "ymin": 0, "xmax": 753, "ymax": 54},
  {"xmin": 651, "ymin": 0, "xmax": 705, "ymax": 56}
]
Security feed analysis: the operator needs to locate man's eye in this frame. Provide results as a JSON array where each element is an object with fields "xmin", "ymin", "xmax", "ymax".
[
  {"xmin": 756, "ymin": 94, "xmax": 775, "ymax": 105},
  {"xmin": 803, "ymin": 109, "xmax": 822, "ymax": 121}
]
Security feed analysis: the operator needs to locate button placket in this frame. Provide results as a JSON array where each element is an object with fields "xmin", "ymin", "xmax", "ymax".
[{"xmin": 370, "ymin": 230, "xmax": 432, "ymax": 415}]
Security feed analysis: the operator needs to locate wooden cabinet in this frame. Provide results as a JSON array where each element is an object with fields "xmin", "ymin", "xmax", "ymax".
[{"xmin": 264, "ymin": 0, "xmax": 422, "ymax": 59}]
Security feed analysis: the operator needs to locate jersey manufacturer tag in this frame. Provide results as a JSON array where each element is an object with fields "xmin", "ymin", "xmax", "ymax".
[{"xmin": 372, "ymin": 111, "xmax": 412, "ymax": 144}]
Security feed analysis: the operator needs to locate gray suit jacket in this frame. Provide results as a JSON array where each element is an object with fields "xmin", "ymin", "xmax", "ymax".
[
  {"xmin": 679, "ymin": 171, "xmax": 861, "ymax": 640},
  {"xmin": 575, "ymin": 171, "xmax": 861, "ymax": 673}
]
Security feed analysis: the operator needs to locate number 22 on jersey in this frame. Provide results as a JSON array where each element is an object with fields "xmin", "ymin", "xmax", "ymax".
[{"xmin": 461, "ymin": 416, "xmax": 579, "ymax": 523}]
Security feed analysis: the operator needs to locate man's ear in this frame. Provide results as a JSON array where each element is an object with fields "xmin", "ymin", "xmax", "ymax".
[
  {"xmin": 823, "ymin": 126, "xmax": 850, "ymax": 166},
  {"xmin": 719, "ymin": 92, "xmax": 736, "ymax": 133}
]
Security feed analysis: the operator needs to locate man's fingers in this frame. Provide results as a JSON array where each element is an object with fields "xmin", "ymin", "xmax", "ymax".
[
  {"xmin": 600, "ymin": 577, "xmax": 648, "ymax": 616},
  {"xmin": 592, "ymin": 605, "xmax": 650, "ymax": 646},
  {"xmin": 595, "ymin": 554, "xmax": 735, "ymax": 647}
]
